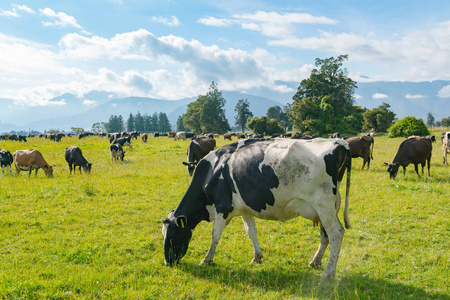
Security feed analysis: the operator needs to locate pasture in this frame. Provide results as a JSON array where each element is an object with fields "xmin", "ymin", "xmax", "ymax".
[{"xmin": 0, "ymin": 132, "xmax": 449, "ymax": 299}]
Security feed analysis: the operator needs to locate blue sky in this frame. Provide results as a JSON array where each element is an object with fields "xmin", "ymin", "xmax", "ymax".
[{"xmin": 1, "ymin": 0, "xmax": 450, "ymax": 106}]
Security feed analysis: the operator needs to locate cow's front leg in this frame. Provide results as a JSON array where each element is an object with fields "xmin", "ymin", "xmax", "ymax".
[
  {"xmin": 309, "ymin": 222, "xmax": 329, "ymax": 268},
  {"xmin": 201, "ymin": 213, "xmax": 227, "ymax": 265},
  {"xmin": 241, "ymin": 215, "xmax": 263, "ymax": 263}
]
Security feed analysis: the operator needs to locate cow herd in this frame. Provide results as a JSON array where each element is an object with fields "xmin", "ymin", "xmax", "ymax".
[{"xmin": 1, "ymin": 129, "xmax": 450, "ymax": 279}]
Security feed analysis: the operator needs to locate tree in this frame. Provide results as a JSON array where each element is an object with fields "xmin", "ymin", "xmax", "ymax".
[
  {"xmin": 71, "ymin": 127, "xmax": 84, "ymax": 134},
  {"xmin": 177, "ymin": 115, "xmax": 186, "ymax": 131},
  {"xmin": 135, "ymin": 112, "xmax": 144, "ymax": 131},
  {"xmin": 290, "ymin": 55, "xmax": 358, "ymax": 135},
  {"xmin": 247, "ymin": 116, "xmax": 285, "ymax": 135},
  {"xmin": 426, "ymin": 113, "xmax": 435, "ymax": 127},
  {"xmin": 441, "ymin": 117, "xmax": 450, "ymax": 128},
  {"xmin": 267, "ymin": 105, "xmax": 291, "ymax": 131},
  {"xmin": 126, "ymin": 113, "xmax": 135, "ymax": 132},
  {"xmin": 362, "ymin": 102, "xmax": 396, "ymax": 132},
  {"xmin": 184, "ymin": 81, "xmax": 230, "ymax": 134},
  {"xmin": 388, "ymin": 116, "xmax": 430, "ymax": 138},
  {"xmin": 105, "ymin": 115, "xmax": 124, "ymax": 133},
  {"xmin": 234, "ymin": 99, "xmax": 253, "ymax": 132},
  {"xmin": 183, "ymin": 97, "xmax": 205, "ymax": 134},
  {"xmin": 158, "ymin": 112, "xmax": 171, "ymax": 132}
]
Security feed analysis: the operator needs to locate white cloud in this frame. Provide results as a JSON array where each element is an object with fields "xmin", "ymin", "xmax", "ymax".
[
  {"xmin": 152, "ymin": 16, "xmax": 180, "ymax": 27},
  {"xmin": 83, "ymin": 99, "xmax": 97, "ymax": 106},
  {"xmin": 39, "ymin": 8, "xmax": 82, "ymax": 29},
  {"xmin": 199, "ymin": 11, "xmax": 337, "ymax": 38},
  {"xmin": 0, "ymin": 8, "xmax": 19, "ymax": 17},
  {"xmin": 438, "ymin": 85, "xmax": 450, "ymax": 98},
  {"xmin": 197, "ymin": 16, "xmax": 234, "ymax": 27},
  {"xmin": 372, "ymin": 93, "xmax": 388, "ymax": 99},
  {"xmin": 405, "ymin": 93, "xmax": 426, "ymax": 99},
  {"xmin": 13, "ymin": 4, "xmax": 36, "ymax": 14}
]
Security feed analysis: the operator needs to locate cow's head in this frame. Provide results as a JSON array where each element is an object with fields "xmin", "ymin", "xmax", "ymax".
[
  {"xmin": 83, "ymin": 163, "xmax": 92, "ymax": 174},
  {"xmin": 44, "ymin": 165, "xmax": 54, "ymax": 178},
  {"xmin": 182, "ymin": 161, "xmax": 198, "ymax": 176},
  {"xmin": 162, "ymin": 211, "xmax": 192, "ymax": 266},
  {"xmin": 384, "ymin": 162, "xmax": 399, "ymax": 179}
]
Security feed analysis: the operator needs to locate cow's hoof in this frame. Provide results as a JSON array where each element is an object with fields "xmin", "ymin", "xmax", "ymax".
[
  {"xmin": 200, "ymin": 259, "xmax": 213, "ymax": 265},
  {"xmin": 251, "ymin": 254, "xmax": 263, "ymax": 264},
  {"xmin": 308, "ymin": 261, "xmax": 322, "ymax": 269}
]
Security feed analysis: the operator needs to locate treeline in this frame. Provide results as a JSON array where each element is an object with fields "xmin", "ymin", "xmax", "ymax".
[{"xmin": 105, "ymin": 112, "xmax": 171, "ymax": 133}]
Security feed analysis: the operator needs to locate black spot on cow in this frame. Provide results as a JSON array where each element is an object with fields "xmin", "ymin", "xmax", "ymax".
[
  {"xmin": 231, "ymin": 143, "xmax": 279, "ymax": 212},
  {"xmin": 323, "ymin": 143, "xmax": 350, "ymax": 195}
]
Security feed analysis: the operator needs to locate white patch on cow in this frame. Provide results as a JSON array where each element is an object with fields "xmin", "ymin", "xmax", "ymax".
[
  {"xmin": 237, "ymin": 139, "xmax": 247, "ymax": 149},
  {"xmin": 192, "ymin": 140, "xmax": 200, "ymax": 147},
  {"xmin": 206, "ymin": 205, "xmax": 216, "ymax": 222}
]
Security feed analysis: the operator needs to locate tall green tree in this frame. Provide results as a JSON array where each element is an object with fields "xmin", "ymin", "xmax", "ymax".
[
  {"xmin": 234, "ymin": 99, "xmax": 253, "ymax": 132},
  {"xmin": 184, "ymin": 97, "xmax": 205, "ymax": 134},
  {"xmin": 158, "ymin": 112, "xmax": 171, "ymax": 132},
  {"xmin": 362, "ymin": 102, "xmax": 396, "ymax": 132},
  {"xmin": 426, "ymin": 113, "xmax": 435, "ymax": 127},
  {"xmin": 126, "ymin": 113, "xmax": 135, "ymax": 132},
  {"xmin": 290, "ymin": 55, "xmax": 358, "ymax": 135},
  {"xmin": 184, "ymin": 81, "xmax": 230, "ymax": 133},
  {"xmin": 151, "ymin": 112, "xmax": 159, "ymax": 132},
  {"xmin": 177, "ymin": 115, "xmax": 186, "ymax": 131},
  {"xmin": 267, "ymin": 105, "xmax": 291, "ymax": 131},
  {"xmin": 105, "ymin": 115, "xmax": 124, "ymax": 133},
  {"xmin": 135, "ymin": 112, "xmax": 144, "ymax": 131}
]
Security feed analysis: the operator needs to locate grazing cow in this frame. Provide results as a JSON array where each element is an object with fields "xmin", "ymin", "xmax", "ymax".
[
  {"xmin": 13, "ymin": 149, "xmax": 53, "ymax": 177},
  {"xmin": 291, "ymin": 133, "xmax": 314, "ymax": 140},
  {"xmin": 174, "ymin": 131, "xmax": 187, "ymax": 141},
  {"xmin": 168, "ymin": 132, "xmax": 176, "ymax": 138},
  {"xmin": 441, "ymin": 132, "xmax": 450, "ymax": 165},
  {"xmin": 182, "ymin": 137, "xmax": 216, "ymax": 176},
  {"xmin": 65, "ymin": 146, "xmax": 92, "ymax": 174},
  {"xmin": 130, "ymin": 131, "xmax": 140, "ymax": 139},
  {"xmin": 0, "ymin": 149, "xmax": 13, "ymax": 175},
  {"xmin": 142, "ymin": 133, "xmax": 149, "ymax": 143},
  {"xmin": 384, "ymin": 137, "xmax": 432, "ymax": 179},
  {"xmin": 18, "ymin": 135, "xmax": 27, "ymax": 142},
  {"xmin": 343, "ymin": 135, "xmax": 374, "ymax": 170},
  {"xmin": 163, "ymin": 138, "xmax": 351, "ymax": 279},
  {"xmin": 113, "ymin": 137, "xmax": 132, "ymax": 150},
  {"xmin": 223, "ymin": 133, "xmax": 232, "ymax": 141},
  {"xmin": 186, "ymin": 132, "xmax": 196, "ymax": 139},
  {"xmin": 110, "ymin": 144, "xmax": 125, "ymax": 163},
  {"xmin": 9, "ymin": 134, "xmax": 19, "ymax": 141},
  {"xmin": 237, "ymin": 133, "xmax": 247, "ymax": 139}
]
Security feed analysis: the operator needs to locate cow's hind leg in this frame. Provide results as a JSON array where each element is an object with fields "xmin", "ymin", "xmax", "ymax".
[
  {"xmin": 309, "ymin": 223, "xmax": 329, "ymax": 268},
  {"xmin": 201, "ymin": 213, "xmax": 227, "ymax": 265},
  {"xmin": 241, "ymin": 215, "xmax": 263, "ymax": 263}
]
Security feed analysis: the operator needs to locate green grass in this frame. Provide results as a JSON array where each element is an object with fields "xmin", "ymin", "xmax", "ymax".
[{"xmin": 0, "ymin": 133, "xmax": 449, "ymax": 299}]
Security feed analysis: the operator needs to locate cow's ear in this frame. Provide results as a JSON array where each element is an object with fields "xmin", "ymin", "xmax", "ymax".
[
  {"xmin": 182, "ymin": 162, "xmax": 188, "ymax": 166},
  {"xmin": 176, "ymin": 215, "xmax": 187, "ymax": 228},
  {"xmin": 383, "ymin": 162, "xmax": 388, "ymax": 166},
  {"xmin": 162, "ymin": 217, "xmax": 170, "ymax": 224}
]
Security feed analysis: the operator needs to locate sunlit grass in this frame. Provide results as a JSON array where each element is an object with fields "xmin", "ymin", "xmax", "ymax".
[{"xmin": 0, "ymin": 132, "xmax": 449, "ymax": 299}]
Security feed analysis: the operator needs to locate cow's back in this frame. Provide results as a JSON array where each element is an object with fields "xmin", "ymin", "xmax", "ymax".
[
  {"xmin": 14, "ymin": 149, "xmax": 48, "ymax": 168},
  {"xmin": 395, "ymin": 138, "xmax": 432, "ymax": 165}
]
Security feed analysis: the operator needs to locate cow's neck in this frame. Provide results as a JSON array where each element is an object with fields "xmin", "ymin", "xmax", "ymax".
[{"xmin": 174, "ymin": 170, "xmax": 210, "ymax": 229}]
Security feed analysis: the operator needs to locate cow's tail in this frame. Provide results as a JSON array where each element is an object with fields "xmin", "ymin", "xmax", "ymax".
[
  {"xmin": 344, "ymin": 149, "xmax": 351, "ymax": 229},
  {"xmin": 370, "ymin": 139, "xmax": 374, "ymax": 160}
]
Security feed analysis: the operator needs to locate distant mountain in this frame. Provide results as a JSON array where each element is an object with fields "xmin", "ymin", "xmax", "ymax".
[{"xmin": 1, "ymin": 80, "xmax": 450, "ymax": 133}]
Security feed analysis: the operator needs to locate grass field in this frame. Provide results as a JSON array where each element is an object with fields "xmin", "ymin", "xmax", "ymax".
[{"xmin": 0, "ymin": 132, "xmax": 449, "ymax": 299}]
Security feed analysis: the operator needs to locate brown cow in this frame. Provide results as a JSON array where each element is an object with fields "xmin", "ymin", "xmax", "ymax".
[
  {"xmin": 13, "ymin": 149, "xmax": 53, "ymax": 177},
  {"xmin": 142, "ymin": 133, "xmax": 148, "ymax": 143},
  {"xmin": 223, "ymin": 133, "xmax": 232, "ymax": 141},
  {"xmin": 182, "ymin": 137, "xmax": 216, "ymax": 176},
  {"xmin": 343, "ymin": 135, "xmax": 374, "ymax": 169},
  {"xmin": 384, "ymin": 137, "xmax": 432, "ymax": 179}
]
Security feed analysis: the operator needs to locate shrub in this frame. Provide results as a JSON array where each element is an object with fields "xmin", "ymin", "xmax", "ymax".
[{"xmin": 388, "ymin": 116, "xmax": 430, "ymax": 138}]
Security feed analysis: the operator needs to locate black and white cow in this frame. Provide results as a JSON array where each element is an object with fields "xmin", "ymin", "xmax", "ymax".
[
  {"xmin": 113, "ymin": 136, "xmax": 132, "ymax": 150},
  {"xmin": 0, "ymin": 149, "xmax": 14, "ymax": 175},
  {"xmin": 65, "ymin": 146, "xmax": 92, "ymax": 174},
  {"xmin": 110, "ymin": 144, "xmax": 125, "ymax": 163},
  {"xmin": 162, "ymin": 138, "xmax": 351, "ymax": 279}
]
